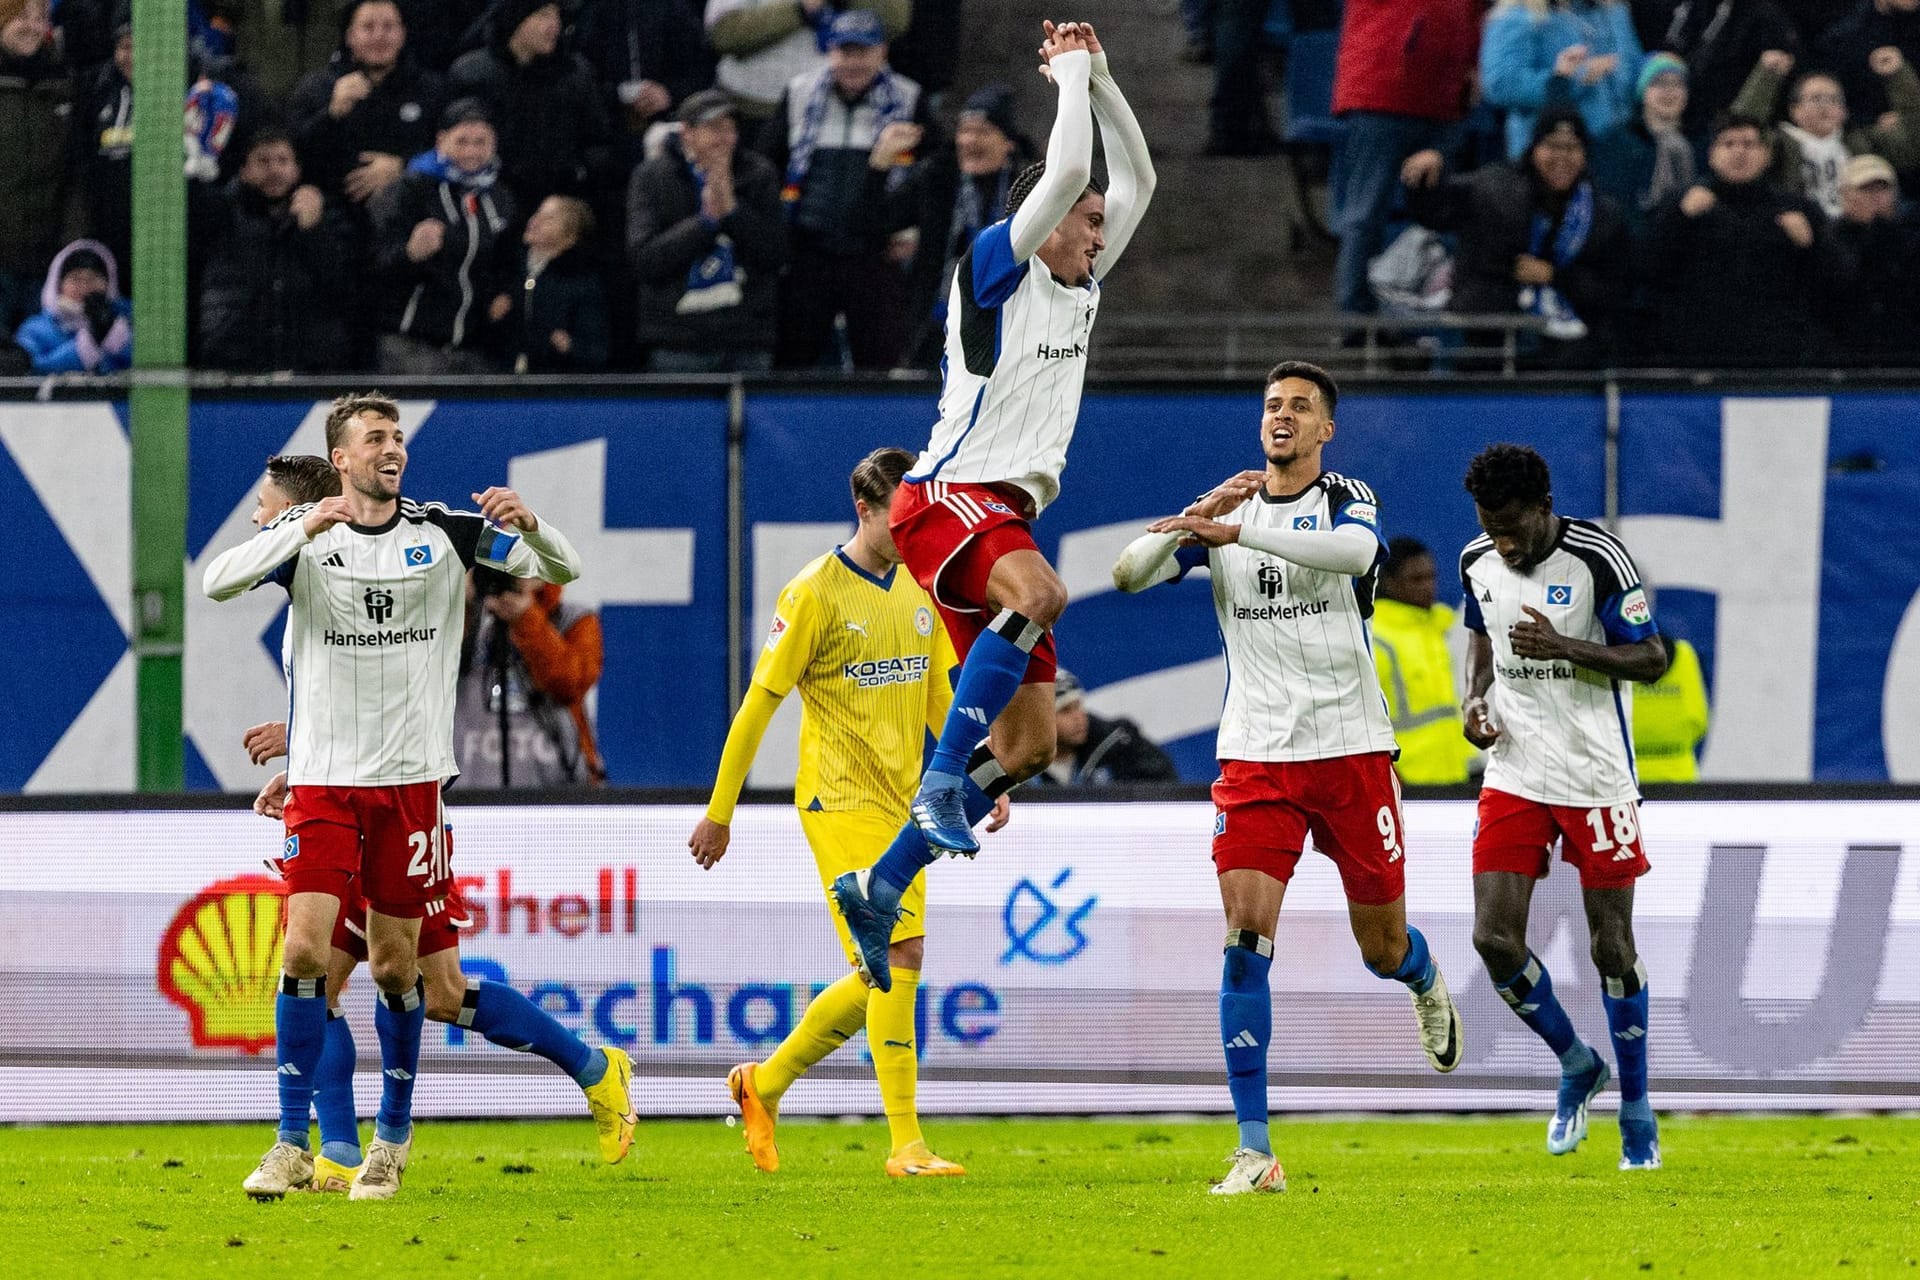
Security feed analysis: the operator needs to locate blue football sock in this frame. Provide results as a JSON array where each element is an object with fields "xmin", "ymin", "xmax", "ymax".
[
  {"xmin": 373, "ymin": 977, "xmax": 425, "ymax": 1146},
  {"xmin": 1604, "ymin": 960, "xmax": 1652, "ymax": 1123},
  {"xmin": 1220, "ymin": 933, "xmax": 1274, "ymax": 1155},
  {"xmin": 313, "ymin": 1007, "xmax": 361, "ymax": 1165},
  {"xmin": 274, "ymin": 974, "xmax": 328, "ymax": 1149},
  {"xmin": 1368, "ymin": 925, "xmax": 1437, "ymax": 995},
  {"xmin": 460, "ymin": 979, "xmax": 601, "ymax": 1085},
  {"xmin": 925, "ymin": 612, "xmax": 1041, "ymax": 778},
  {"xmin": 871, "ymin": 774, "xmax": 998, "ymax": 900},
  {"xmin": 1494, "ymin": 953, "xmax": 1594, "ymax": 1073}
]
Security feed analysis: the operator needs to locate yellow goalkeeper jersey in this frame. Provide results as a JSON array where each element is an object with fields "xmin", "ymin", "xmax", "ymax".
[{"xmin": 753, "ymin": 548, "xmax": 955, "ymax": 816}]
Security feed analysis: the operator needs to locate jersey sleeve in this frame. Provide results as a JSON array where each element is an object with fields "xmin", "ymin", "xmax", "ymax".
[
  {"xmin": 968, "ymin": 219, "xmax": 1028, "ymax": 308},
  {"xmin": 1327, "ymin": 477, "xmax": 1386, "ymax": 550},
  {"xmin": 1459, "ymin": 542, "xmax": 1490, "ymax": 634},
  {"xmin": 749, "ymin": 581, "xmax": 821, "ymax": 698},
  {"xmin": 422, "ymin": 507, "xmax": 491, "ymax": 569},
  {"xmin": 1171, "ymin": 543, "xmax": 1209, "ymax": 580},
  {"xmin": 1583, "ymin": 535, "xmax": 1658, "ymax": 644}
]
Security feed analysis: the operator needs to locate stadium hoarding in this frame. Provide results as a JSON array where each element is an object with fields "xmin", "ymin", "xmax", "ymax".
[{"xmin": 2, "ymin": 798, "xmax": 1916, "ymax": 1122}]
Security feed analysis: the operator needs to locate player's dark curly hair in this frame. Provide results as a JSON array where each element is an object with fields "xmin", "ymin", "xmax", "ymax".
[
  {"xmin": 1383, "ymin": 536, "xmax": 1431, "ymax": 579},
  {"xmin": 1004, "ymin": 162, "xmax": 1105, "ymax": 218},
  {"xmin": 851, "ymin": 447, "xmax": 916, "ymax": 509},
  {"xmin": 1265, "ymin": 360, "xmax": 1338, "ymax": 413},
  {"xmin": 1464, "ymin": 443, "xmax": 1553, "ymax": 510},
  {"xmin": 265, "ymin": 454, "xmax": 343, "ymax": 506}
]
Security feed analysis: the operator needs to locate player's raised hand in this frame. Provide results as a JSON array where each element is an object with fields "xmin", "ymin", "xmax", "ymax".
[
  {"xmin": 302, "ymin": 495, "xmax": 354, "ymax": 538},
  {"xmin": 1078, "ymin": 21, "xmax": 1104, "ymax": 56},
  {"xmin": 242, "ymin": 720, "xmax": 288, "ymax": 765},
  {"xmin": 1183, "ymin": 469, "xmax": 1267, "ymax": 518},
  {"xmin": 254, "ymin": 770, "xmax": 289, "ymax": 820},
  {"xmin": 1508, "ymin": 605, "xmax": 1570, "ymax": 660},
  {"xmin": 473, "ymin": 486, "xmax": 540, "ymax": 532},
  {"xmin": 986, "ymin": 794, "xmax": 1013, "ymax": 832},
  {"xmin": 689, "ymin": 817, "xmax": 731, "ymax": 869},
  {"xmin": 1039, "ymin": 19, "xmax": 1090, "ymax": 63},
  {"xmin": 1461, "ymin": 698, "xmax": 1500, "ymax": 748},
  {"xmin": 1146, "ymin": 514, "xmax": 1242, "ymax": 547}
]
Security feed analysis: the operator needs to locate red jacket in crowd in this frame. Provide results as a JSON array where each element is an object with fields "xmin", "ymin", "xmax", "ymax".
[{"xmin": 1332, "ymin": 0, "xmax": 1484, "ymax": 123}]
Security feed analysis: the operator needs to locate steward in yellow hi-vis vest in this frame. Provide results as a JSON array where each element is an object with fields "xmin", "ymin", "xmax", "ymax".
[
  {"xmin": 689, "ymin": 447, "xmax": 987, "ymax": 1180},
  {"xmin": 1632, "ymin": 635, "xmax": 1709, "ymax": 782},
  {"xmin": 1372, "ymin": 537, "xmax": 1476, "ymax": 784}
]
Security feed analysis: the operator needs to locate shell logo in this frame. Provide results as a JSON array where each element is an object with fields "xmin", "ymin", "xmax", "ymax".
[{"xmin": 157, "ymin": 875, "xmax": 287, "ymax": 1055}]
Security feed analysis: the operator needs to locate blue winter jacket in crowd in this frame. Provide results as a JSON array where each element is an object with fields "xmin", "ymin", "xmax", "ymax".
[{"xmin": 1482, "ymin": 1, "xmax": 1644, "ymax": 160}]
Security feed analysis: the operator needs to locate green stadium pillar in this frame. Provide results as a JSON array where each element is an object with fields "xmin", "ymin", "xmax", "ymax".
[{"xmin": 131, "ymin": 0, "xmax": 190, "ymax": 791}]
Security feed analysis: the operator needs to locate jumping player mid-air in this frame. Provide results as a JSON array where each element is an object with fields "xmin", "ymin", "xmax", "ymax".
[
  {"xmin": 1459, "ymin": 443, "xmax": 1668, "ymax": 1171},
  {"xmin": 832, "ymin": 19, "xmax": 1155, "ymax": 993}
]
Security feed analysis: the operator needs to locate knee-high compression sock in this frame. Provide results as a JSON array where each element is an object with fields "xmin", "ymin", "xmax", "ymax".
[
  {"xmin": 1493, "ymin": 953, "xmax": 1595, "ymax": 1073},
  {"xmin": 313, "ymin": 1007, "xmax": 362, "ymax": 1166},
  {"xmin": 925, "ymin": 610, "xmax": 1045, "ymax": 778},
  {"xmin": 871, "ymin": 752, "xmax": 1008, "ymax": 900},
  {"xmin": 1367, "ymin": 925, "xmax": 1438, "ymax": 994},
  {"xmin": 1220, "ymin": 931, "xmax": 1274, "ymax": 1155},
  {"xmin": 373, "ymin": 977, "xmax": 425, "ymax": 1145},
  {"xmin": 275, "ymin": 974, "xmax": 328, "ymax": 1149},
  {"xmin": 1603, "ymin": 960, "xmax": 1652, "ymax": 1123},
  {"xmin": 868, "ymin": 967, "xmax": 924, "ymax": 1152},
  {"xmin": 755, "ymin": 971, "xmax": 871, "ymax": 1110},
  {"xmin": 456, "ymin": 979, "xmax": 604, "ymax": 1087}
]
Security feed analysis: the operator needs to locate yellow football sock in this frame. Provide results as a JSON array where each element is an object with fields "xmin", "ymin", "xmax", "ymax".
[
  {"xmin": 756, "ymin": 971, "xmax": 870, "ymax": 1109},
  {"xmin": 869, "ymin": 968, "xmax": 923, "ymax": 1153}
]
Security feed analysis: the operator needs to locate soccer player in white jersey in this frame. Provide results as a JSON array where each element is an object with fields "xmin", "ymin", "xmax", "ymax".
[
  {"xmin": 1458, "ymin": 443, "xmax": 1669, "ymax": 1171},
  {"xmin": 1111, "ymin": 362, "xmax": 1464, "ymax": 1196},
  {"xmin": 203, "ymin": 394, "xmax": 584, "ymax": 1201},
  {"xmin": 832, "ymin": 19, "xmax": 1156, "ymax": 993}
]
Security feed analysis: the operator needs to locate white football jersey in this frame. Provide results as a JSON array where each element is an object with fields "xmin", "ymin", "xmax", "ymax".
[
  {"xmin": 1184, "ymin": 473, "xmax": 1398, "ymax": 763},
  {"xmin": 1461, "ymin": 517, "xmax": 1658, "ymax": 807},
  {"xmin": 207, "ymin": 499, "xmax": 578, "ymax": 787},
  {"xmin": 908, "ymin": 218, "xmax": 1101, "ymax": 514}
]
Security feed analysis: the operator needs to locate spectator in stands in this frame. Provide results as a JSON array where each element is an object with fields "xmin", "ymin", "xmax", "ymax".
[
  {"xmin": 1370, "ymin": 537, "xmax": 1476, "ymax": 785},
  {"xmin": 1638, "ymin": 0, "xmax": 1801, "ymax": 136},
  {"xmin": 0, "ymin": 0, "xmax": 78, "ymax": 332},
  {"xmin": 761, "ymin": 10, "xmax": 931, "ymax": 369},
  {"xmin": 79, "ymin": 20, "xmax": 135, "ymax": 269},
  {"xmin": 1732, "ymin": 45, "xmax": 1920, "ymax": 216},
  {"xmin": 455, "ymin": 568, "xmax": 607, "ymax": 788},
  {"xmin": 489, "ymin": 195, "xmax": 611, "ymax": 372},
  {"xmin": 15, "ymin": 240, "xmax": 132, "ymax": 375},
  {"xmin": 1029, "ymin": 670, "xmax": 1178, "ymax": 787},
  {"xmin": 1483, "ymin": 0, "xmax": 1646, "ymax": 160},
  {"xmin": 628, "ymin": 89, "xmax": 785, "ymax": 371},
  {"xmin": 1818, "ymin": 0, "xmax": 1920, "ymax": 121},
  {"xmin": 1826, "ymin": 153, "xmax": 1920, "ymax": 358},
  {"xmin": 386, "ymin": 0, "xmax": 490, "ymax": 74},
  {"xmin": 1205, "ymin": 0, "xmax": 1280, "ymax": 155},
  {"xmin": 1648, "ymin": 113, "xmax": 1839, "ymax": 364},
  {"xmin": 368, "ymin": 98, "xmax": 517, "ymax": 374},
  {"xmin": 1588, "ymin": 52, "xmax": 1696, "ymax": 237},
  {"xmin": 287, "ymin": 0, "xmax": 446, "ymax": 211},
  {"xmin": 575, "ymin": 0, "xmax": 715, "ymax": 144},
  {"xmin": 1404, "ymin": 109, "xmax": 1631, "ymax": 367},
  {"xmin": 1631, "ymin": 628, "xmax": 1710, "ymax": 781},
  {"xmin": 448, "ymin": 0, "xmax": 616, "ymax": 209},
  {"xmin": 53, "ymin": 0, "xmax": 116, "ymax": 74},
  {"xmin": 707, "ymin": 0, "xmax": 912, "ymax": 125},
  {"xmin": 194, "ymin": 130, "xmax": 353, "ymax": 372},
  {"xmin": 900, "ymin": 83, "xmax": 1035, "ymax": 367},
  {"xmin": 1328, "ymin": 0, "xmax": 1481, "ymax": 316}
]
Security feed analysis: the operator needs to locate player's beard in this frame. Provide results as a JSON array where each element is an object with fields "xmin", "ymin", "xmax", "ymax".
[{"xmin": 351, "ymin": 466, "xmax": 402, "ymax": 502}]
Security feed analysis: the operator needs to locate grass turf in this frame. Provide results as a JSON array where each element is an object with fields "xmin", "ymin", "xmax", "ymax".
[{"xmin": 1, "ymin": 1115, "xmax": 1914, "ymax": 1278}]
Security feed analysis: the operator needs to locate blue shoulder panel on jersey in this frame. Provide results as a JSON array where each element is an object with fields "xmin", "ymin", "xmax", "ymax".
[
  {"xmin": 1596, "ymin": 588, "xmax": 1658, "ymax": 645},
  {"xmin": 261, "ymin": 556, "xmax": 297, "ymax": 592},
  {"xmin": 1332, "ymin": 497, "xmax": 1387, "ymax": 549},
  {"xmin": 479, "ymin": 528, "xmax": 521, "ymax": 566},
  {"xmin": 970, "ymin": 220, "xmax": 1028, "ymax": 308},
  {"xmin": 1171, "ymin": 543, "xmax": 1209, "ymax": 581},
  {"xmin": 1462, "ymin": 589, "xmax": 1486, "ymax": 634}
]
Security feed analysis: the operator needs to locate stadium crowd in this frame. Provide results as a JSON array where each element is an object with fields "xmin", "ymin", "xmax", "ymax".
[{"xmin": 5, "ymin": 0, "xmax": 1919, "ymax": 375}]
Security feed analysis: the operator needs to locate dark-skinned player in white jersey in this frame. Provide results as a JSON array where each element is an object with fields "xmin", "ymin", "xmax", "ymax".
[
  {"xmin": 832, "ymin": 19, "xmax": 1156, "ymax": 994},
  {"xmin": 1112, "ymin": 362, "xmax": 1463, "ymax": 1196},
  {"xmin": 1459, "ymin": 443, "xmax": 1668, "ymax": 1171}
]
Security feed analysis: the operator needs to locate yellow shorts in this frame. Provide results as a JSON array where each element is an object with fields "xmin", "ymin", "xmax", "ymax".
[{"xmin": 799, "ymin": 807, "xmax": 927, "ymax": 965}]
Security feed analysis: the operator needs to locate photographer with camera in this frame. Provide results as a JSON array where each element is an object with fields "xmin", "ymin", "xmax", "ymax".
[
  {"xmin": 453, "ymin": 565, "xmax": 606, "ymax": 788},
  {"xmin": 14, "ymin": 240, "xmax": 133, "ymax": 374}
]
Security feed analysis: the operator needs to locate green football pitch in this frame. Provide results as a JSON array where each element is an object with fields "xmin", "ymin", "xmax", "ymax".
[{"xmin": 2, "ymin": 1115, "xmax": 1913, "ymax": 1278}]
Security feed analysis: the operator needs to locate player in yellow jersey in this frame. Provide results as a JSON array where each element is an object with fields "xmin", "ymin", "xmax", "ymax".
[{"xmin": 689, "ymin": 447, "xmax": 1010, "ymax": 1179}]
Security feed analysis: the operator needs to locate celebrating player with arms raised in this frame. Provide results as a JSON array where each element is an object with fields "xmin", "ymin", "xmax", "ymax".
[
  {"xmin": 1459, "ymin": 444, "xmax": 1668, "ymax": 1171},
  {"xmin": 832, "ymin": 19, "xmax": 1155, "ymax": 993},
  {"xmin": 204, "ymin": 394, "xmax": 589, "ymax": 1201},
  {"xmin": 1113, "ymin": 362, "xmax": 1463, "ymax": 1196}
]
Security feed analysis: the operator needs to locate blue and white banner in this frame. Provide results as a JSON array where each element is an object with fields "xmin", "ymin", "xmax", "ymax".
[{"xmin": 4, "ymin": 389, "xmax": 1920, "ymax": 788}]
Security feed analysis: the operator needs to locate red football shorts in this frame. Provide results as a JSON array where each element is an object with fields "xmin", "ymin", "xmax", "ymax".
[
  {"xmin": 1473, "ymin": 787, "xmax": 1650, "ymax": 890},
  {"xmin": 1210, "ymin": 752, "xmax": 1407, "ymax": 905},
  {"xmin": 890, "ymin": 477, "xmax": 1058, "ymax": 684},
  {"xmin": 330, "ymin": 819, "xmax": 466, "ymax": 959},
  {"xmin": 282, "ymin": 780, "xmax": 448, "ymax": 917}
]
